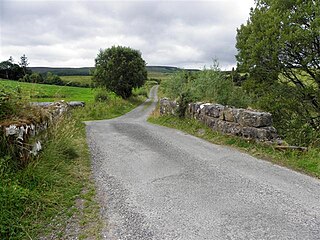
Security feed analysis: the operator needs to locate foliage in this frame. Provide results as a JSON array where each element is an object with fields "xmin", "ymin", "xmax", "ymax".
[
  {"xmin": 94, "ymin": 88, "xmax": 110, "ymax": 102},
  {"xmin": 0, "ymin": 55, "xmax": 31, "ymax": 80},
  {"xmin": 19, "ymin": 54, "xmax": 29, "ymax": 75},
  {"xmin": 20, "ymin": 72, "xmax": 64, "ymax": 86},
  {"xmin": 93, "ymin": 46, "xmax": 147, "ymax": 99},
  {"xmin": 236, "ymin": 0, "xmax": 320, "ymax": 144},
  {"xmin": 243, "ymin": 79, "xmax": 320, "ymax": 146},
  {"xmin": 228, "ymin": 67, "xmax": 248, "ymax": 86},
  {"xmin": 163, "ymin": 61, "xmax": 252, "ymax": 109},
  {"xmin": 0, "ymin": 60, "xmax": 25, "ymax": 80}
]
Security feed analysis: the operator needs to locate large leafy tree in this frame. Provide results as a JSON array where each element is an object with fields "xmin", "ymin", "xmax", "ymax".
[
  {"xmin": 93, "ymin": 46, "xmax": 147, "ymax": 99},
  {"xmin": 236, "ymin": 0, "xmax": 319, "ymax": 131}
]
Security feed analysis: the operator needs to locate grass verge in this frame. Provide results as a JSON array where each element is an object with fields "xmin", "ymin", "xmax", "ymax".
[
  {"xmin": 148, "ymin": 111, "xmax": 320, "ymax": 179},
  {"xmin": 0, "ymin": 94, "xmax": 145, "ymax": 239}
]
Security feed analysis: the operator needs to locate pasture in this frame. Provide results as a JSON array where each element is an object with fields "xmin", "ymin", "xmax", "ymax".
[
  {"xmin": 60, "ymin": 75, "xmax": 92, "ymax": 86},
  {"xmin": 0, "ymin": 79, "xmax": 95, "ymax": 102}
]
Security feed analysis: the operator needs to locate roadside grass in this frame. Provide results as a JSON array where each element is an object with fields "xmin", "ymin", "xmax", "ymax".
[
  {"xmin": 73, "ymin": 94, "xmax": 145, "ymax": 121},
  {"xmin": 0, "ymin": 116, "xmax": 102, "ymax": 239},
  {"xmin": 148, "ymin": 111, "xmax": 320, "ymax": 179},
  {"xmin": 0, "ymin": 86, "xmax": 146, "ymax": 239},
  {"xmin": 0, "ymin": 79, "xmax": 94, "ymax": 102}
]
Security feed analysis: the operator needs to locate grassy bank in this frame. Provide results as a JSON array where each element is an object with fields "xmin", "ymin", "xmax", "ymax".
[
  {"xmin": 148, "ymin": 112, "xmax": 320, "ymax": 179},
  {"xmin": 0, "ymin": 89, "xmax": 145, "ymax": 239}
]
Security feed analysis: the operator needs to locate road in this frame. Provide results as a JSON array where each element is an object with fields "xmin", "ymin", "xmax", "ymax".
[{"xmin": 86, "ymin": 86, "xmax": 320, "ymax": 240}]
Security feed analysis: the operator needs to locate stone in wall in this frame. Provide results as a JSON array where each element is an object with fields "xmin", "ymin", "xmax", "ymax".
[
  {"xmin": 160, "ymin": 98, "xmax": 178, "ymax": 116},
  {"xmin": 238, "ymin": 110, "xmax": 272, "ymax": 127}
]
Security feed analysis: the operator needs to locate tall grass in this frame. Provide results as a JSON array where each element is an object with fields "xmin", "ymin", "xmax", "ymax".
[{"xmin": 0, "ymin": 116, "xmax": 87, "ymax": 239}]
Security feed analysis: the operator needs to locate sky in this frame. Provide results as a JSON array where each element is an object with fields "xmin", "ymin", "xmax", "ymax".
[{"xmin": 0, "ymin": 0, "xmax": 255, "ymax": 70}]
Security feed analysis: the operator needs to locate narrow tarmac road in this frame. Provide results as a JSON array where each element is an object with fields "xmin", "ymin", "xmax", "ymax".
[{"xmin": 86, "ymin": 86, "xmax": 320, "ymax": 240}]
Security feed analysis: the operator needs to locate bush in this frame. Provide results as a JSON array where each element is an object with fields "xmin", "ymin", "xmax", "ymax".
[
  {"xmin": 132, "ymin": 86, "xmax": 148, "ymax": 98},
  {"xmin": 163, "ymin": 61, "xmax": 252, "ymax": 108}
]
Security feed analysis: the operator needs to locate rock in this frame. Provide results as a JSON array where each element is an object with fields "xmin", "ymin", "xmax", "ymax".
[
  {"xmin": 5, "ymin": 125, "xmax": 19, "ymax": 136},
  {"xmin": 205, "ymin": 104, "xmax": 224, "ymax": 118},
  {"xmin": 68, "ymin": 101, "xmax": 85, "ymax": 107},
  {"xmin": 216, "ymin": 120, "xmax": 241, "ymax": 135},
  {"xmin": 30, "ymin": 141, "xmax": 42, "ymax": 156},
  {"xmin": 239, "ymin": 110, "xmax": 272, "ymax": 127},
  {"xmin": 160, "ymin": 98, "xmax": 178, "ymax": 116},
  {"xmin": 241, "ymin": 127, "xmax": 258, "ymax": 139},
  {"xmin": 241, "ymin": 126, "xmax": 278, "ymax": 141},
  {"xmin": 203, "ymin": 116, "xmax": 219, "ymax": 128},
  {"xmin": 31, "ymin": 102, "xmax": 53, "ymax": 107}
]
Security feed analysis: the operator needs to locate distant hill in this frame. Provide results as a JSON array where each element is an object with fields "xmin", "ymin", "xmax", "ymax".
[
  {"xmin": 30, "ymin": 67, "xmax": 93, "ymax": 76},
  {"xmin": 30, "ymin": 66, "xmax": 199, "ymax": 76}
]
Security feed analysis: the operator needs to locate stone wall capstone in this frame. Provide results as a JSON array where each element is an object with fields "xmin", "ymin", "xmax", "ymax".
[{"xmin": 160, "ymin": 98, "xmax": 280, "ymax": 143}]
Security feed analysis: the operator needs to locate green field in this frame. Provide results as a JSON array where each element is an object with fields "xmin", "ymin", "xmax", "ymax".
[
  {"xmin": 0, "ymin": 79, "xmax": 95, "ymax": 102},
  {"xmin": 148, "ymin": 71, "xmax": 172, "ymax": 81},
  {"xmin": 60, "ymin": 75, "xmax": 92, "ymax": 86},
  {"xmin": 61, "ymin": 73, "xmax": 171, "ymax": 86}
]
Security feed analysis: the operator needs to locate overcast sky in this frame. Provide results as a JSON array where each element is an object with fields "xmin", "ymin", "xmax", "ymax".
[{"xmin": 0, "ymin": 0, "xmax": 254, "ymax": 70}]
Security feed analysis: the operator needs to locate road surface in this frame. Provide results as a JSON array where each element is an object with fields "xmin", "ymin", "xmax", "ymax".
[{"xmin": 86, "ymin": 86, "xmax": 320, "ymax": 240}]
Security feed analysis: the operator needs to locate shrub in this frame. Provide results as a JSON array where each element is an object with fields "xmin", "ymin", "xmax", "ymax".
[
  {"xmin": 163, "ymin": 61, "xmax": 252, "ymax": 109},
  {"xmin": 132, "ymin": 86, "xmax": 148, "ymax": 98}
]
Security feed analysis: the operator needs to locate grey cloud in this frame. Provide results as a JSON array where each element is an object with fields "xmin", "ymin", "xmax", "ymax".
[{"xmin": 0, "ymin": 0, "xmax": 254, "ymax": 69}]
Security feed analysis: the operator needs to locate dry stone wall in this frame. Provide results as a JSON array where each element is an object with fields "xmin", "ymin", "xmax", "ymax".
[
  {"xmin": 160, "ymin": 98, "xmax": 280, "ymax": 143},
  {"xmin": 0, "ymin": 101, "xmax": 84, "ymax": 164}
]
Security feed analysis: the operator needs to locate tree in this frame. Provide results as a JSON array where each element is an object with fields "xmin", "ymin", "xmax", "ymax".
[
  {"xmin": 19, "ymin": 54, "xmax": 30, "ymax": 75},
  {"xmin": 0, "ymin": 60, "xmax": 24, "ymax": 80},
  {"xmin": 236, "ymin": 0, "xmax": 320, "ymax": 131},
  {"xmin": 8, "ymin": 56, "xmax": 14, "ymax": 63},
  {"xmin": 93, "ymin": 46, "xmax": 147, "ymax": 98}
]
